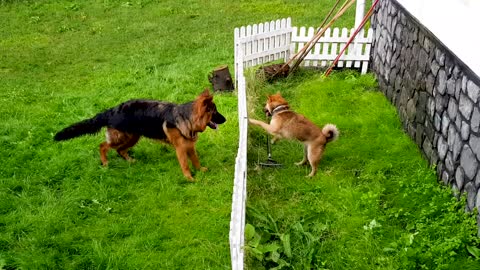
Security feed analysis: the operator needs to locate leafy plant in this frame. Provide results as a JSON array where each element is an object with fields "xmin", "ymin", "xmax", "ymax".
[{"xmin": 245, "ymin": 206, "xmax": 330, "ymax": 269}]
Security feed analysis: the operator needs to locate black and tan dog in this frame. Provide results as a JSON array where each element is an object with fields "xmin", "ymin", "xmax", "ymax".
[
  {"xmin": 54, "ymin": 89, "xmax": 226, "ymax": 181},
  {"xmin": 249, "ymin": 92, "xmax": 338, "ymax": 177}
]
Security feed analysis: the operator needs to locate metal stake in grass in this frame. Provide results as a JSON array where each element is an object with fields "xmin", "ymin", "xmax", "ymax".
[{"xmin": 259, "ymin": 116, "xmax": 282, "ymax": 168}]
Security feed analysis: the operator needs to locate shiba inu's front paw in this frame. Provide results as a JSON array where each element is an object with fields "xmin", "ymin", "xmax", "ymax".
[{"xmin": 199, "ymin": 167, "xmax": 208, "ymax": 172}]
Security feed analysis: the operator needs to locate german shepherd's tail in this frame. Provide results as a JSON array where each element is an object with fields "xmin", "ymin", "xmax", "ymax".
[
  {"xmin": 54, "ymin": 111, "xmax": 110, "ymax": 141},
  {"xmin": 322, "ymin": 124, "xmax": 339, "ymax": 143}
]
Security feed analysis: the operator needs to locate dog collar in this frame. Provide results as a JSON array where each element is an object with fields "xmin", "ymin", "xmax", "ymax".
[{"xmin": 271, "ymin": 105, "xmax": 289, "ymax": 115}]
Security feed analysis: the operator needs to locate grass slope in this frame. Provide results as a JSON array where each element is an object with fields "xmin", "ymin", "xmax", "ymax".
[{"xmin": 246, "ymin": 71, "xmax": 480, "ymax": 269}]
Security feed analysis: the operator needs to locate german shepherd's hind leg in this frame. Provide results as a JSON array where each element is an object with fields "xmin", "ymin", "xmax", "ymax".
[
  {"xmin": 100, "ymin": 128, "xmax": 139, "ymax": 166},
  {"xmin": 295, "ymin": 144, "xmax": 308, "ymax": 166},
  {"xmin": 115, "ymin": 134, "xmax": 140, "ymax": 162},
  {"xmin": 307, "ymin": 144, "xmax": 324, "ymax": 177},
  {"xmin": 99, "ymin": 142, "xmax": 110, "ymax": 166}
]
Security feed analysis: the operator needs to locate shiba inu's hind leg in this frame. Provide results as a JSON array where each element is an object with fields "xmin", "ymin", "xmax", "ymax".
[
  {"xmin": 307, "ymin": 144, "xmax": 324, "ymax": 177},
  {"xmin": 295, "ymin": 144, "xmax": 308, "ymax": 166}
]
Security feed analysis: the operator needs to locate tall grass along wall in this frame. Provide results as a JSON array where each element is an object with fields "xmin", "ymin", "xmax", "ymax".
[{"xmin": 370, "ymin": 0, "xmax": 480, "ymax": 233}]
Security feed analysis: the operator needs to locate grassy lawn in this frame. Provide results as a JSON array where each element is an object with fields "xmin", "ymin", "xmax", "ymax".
[
  {"xmin": 1, "ymin": 0, "xmax": 478, "ymax": 269},
  {"xmin": 0, "ymin": 0, "xmax": 348, "ymax": 268},
  {"xmin": 246, "ymin": 70, "xmax": 480, "ymax": 269}
]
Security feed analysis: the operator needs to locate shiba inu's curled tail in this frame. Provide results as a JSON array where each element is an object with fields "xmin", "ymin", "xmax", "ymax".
[
  {"xmin": 54, "ymin": 111, "xmax": 109, "ymax": 141},
  {"xmin": 322, "ymin": 124, "xmax": 339, "ymax": 143}
]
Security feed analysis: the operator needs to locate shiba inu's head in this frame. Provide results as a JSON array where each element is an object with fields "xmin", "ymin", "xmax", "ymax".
[
  {"xmin": 193, "ymin": 89, "xmax": 226, "ymax": 131},
  {"xmin": 264, "ymin": 92, "xmax": 289, "ymax": 117}
]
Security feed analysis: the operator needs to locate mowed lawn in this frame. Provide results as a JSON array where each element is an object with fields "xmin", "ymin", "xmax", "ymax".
[{"xmin": 0, "ymin": 0, "xmax": 354, "ymax": 269}]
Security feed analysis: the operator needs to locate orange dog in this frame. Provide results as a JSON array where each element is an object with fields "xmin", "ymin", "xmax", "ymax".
[{"xmin": 249, "ymin": 92, "xmax": 338, "ymax": 177}]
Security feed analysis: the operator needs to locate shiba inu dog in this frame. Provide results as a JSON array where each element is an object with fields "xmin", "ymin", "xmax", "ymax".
[{"xmin": 249, "ymin": 92, "xmax": 338, "ymax": 177}]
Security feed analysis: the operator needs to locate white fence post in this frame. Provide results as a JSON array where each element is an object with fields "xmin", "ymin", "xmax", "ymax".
[
  {"xmin": 231, "ymin": 18, "xmax": 293, "ymax": 270},
  {"xmin": 230, "ymin": 16, "xmax": 374, "ymax": 270},
  {"xmin": 355, "ymin": 0, "xmax": 366, "ymax": 28}
]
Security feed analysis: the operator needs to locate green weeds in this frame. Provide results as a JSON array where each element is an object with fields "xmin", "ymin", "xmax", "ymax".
[{"xmin": 246, "ymin": 70, "xmax": 480, "ymax": 269}]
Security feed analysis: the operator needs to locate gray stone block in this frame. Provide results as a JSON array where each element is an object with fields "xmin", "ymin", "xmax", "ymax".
[
  {"xmin": 434, "ymin": 112, "xmax": 442, "ymax": 131},
  {"xmin": 394, "ymin": 23, "xmax": 403, "ymax": 42},
  {"xmin": 469, "ymin": 134, "xmax": 480, "ymax": 161},
  {"xmin": 472, "ymin": 107, "xmax": 480, "ymax": 133},
  {"xmin": 445, "ymin": 152, "xmax": 454, "ymax": 173},
  {"xmin": 465, "ymin": 182, "xmax": 477, "ymax": 212},
  {"xmin": 416, "ymin": 124, "xmax": 425, "ymax": 146},
  {"xmin": 407, "ymin": 98, "xmax": 416, "ymax": 122},
  {"xmin": 442, "ymin": 170, "xmax": 450, "ymax": 185},
  {"xmin": 436, "ymin": 69, "xmax": 447, "ymax": 95},
  {"xmin": 467, "ymin": 80, "xmax": 480, "ymax": 103},
  {"xmin": 476, "ymin": 173, "xmax": 480, "ymax": 189},
  {"xmin": 455, "ymin": 79, "xmax": 462, "ymax": 100},
  {"xmin": 460, "ymin": 145, "xmax": 479, "ymax": 180},
  {"xmin": 462, "ymin": 75, "xmax": 468, "ymax": 93},
  {"xmin": 476, "ymin": 189, "xmax": 480, "ymax": 210},
  {"xmin": 438, "ymin": 136, "xmax": 448, "ymax": 161},
  {"xmin": 448, "ymin": 124, "xmax": 459, "ymax": 151},
  {"xmin": 423, "ymin": 137, "xmax": 433, "ymax": 160},
  {"xmin": 459, "ymin": 94, "xmax": 473, "ymax": 120},
  {"xmin": 452, "ymin": 130, "xmax": 464, "ymax": 161},
  {"xmin": 453, "ymin": 65, "xmax": 461, "ymax": 79},
  {"xmin": 441, "ymin": 112, "xmax": 450, "ymax": 136},
  {"xmin": 435, "ymin": 48, "xmax": 445, "ymax": 66},
  {"xmin": 426, "ymin": 73, "xmax": 435, "ymax": 95},
  {"xmin": 447, "ymin": 78, "xmax": 456, "ymax": 96},
  {"xmin": 455, "ymin": 115, "xmax": 462, "ymax": 130},
  {"xmin": 461, "ymin": 121, "xmax": 470, "ymax": 141},
  {"xmin": 456, "ymin": 167, "xmax": 465, "ymax": 191},
  {"xmin": 447, "ymin": 98, "xmax": 458, "ymax": 120},
  {"xmin": 431, "ymin": 60, "xmax": 440, "ymax": 77}
]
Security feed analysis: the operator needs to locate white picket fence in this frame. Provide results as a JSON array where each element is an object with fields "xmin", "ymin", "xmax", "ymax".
[
  {"xmin": 234, "ymin": 18, "xmax": 373, "ymax": 85},
  {"xmin": 234, "ymin": 18, "xmax": 293, "ymax": 85},
  {"xmin": 291, "ymin": 26, "xmax": 373, "ymax": 73},
  {"xmin": 230, "ymin": 17, "xmax": 373, "ymax": 270}
]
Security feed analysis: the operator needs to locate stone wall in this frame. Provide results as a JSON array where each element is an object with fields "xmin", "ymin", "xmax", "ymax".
[{"xmin": 370, "ymin": 0, "xmax": 480, "ymax": 224}]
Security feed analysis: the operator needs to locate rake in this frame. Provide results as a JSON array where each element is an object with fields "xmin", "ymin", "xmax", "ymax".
[
  {"xmin": 259, "ymin": 134, "xmax": 282, "ymax": 167},
  {"xmin": 259, "ymin": 116, "xmax": 282, "ymax": 168}
]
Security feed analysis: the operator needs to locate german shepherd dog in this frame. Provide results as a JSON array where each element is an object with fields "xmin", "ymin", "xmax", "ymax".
[
  {"xmin": 54, "ymin": 89, "xmax": 226, "ymax": 181},
  {"xmin": 249, "ymin": 92, "xmax": 338, "ymax": 177}
]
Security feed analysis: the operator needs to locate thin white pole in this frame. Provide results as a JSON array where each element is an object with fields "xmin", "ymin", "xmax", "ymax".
[{"xmin": 355, "ymin": 0, "xmax": 366, "ymax": 28}]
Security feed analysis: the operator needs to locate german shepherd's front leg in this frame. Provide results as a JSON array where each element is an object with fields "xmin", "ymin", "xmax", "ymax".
[
  {"xmin": 188, "ymin": 146, "xmax": 207, "ymax": 172},
  {"xmin": 174, "ymin": 145, "xmax": 194, "ymax": 181},
  {"xmin": 164, "ymin": 126, "xmax": 195, "ymax": 181}
]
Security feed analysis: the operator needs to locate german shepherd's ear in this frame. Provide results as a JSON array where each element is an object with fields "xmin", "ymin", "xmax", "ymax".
[{"xmin": 197, "ymin": 88, "xmax": 213, "ymax": 102}]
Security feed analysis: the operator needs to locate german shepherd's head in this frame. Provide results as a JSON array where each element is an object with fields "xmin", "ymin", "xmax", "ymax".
[
  {"xmin": 264, "ymin": 92, "xmax": 289, "ymax": 117},
  {"xmin": 193, "ymin": 89, "xmax": 226, "ymax": 132}
]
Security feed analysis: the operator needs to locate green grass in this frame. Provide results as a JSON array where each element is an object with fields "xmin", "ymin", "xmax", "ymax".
[
  {"xmin": 245, "ymin": 70, "xmax": 480, "ymax": 269},
  {"xmin": 0, "ymin": 0, "xmax": 356, "ymax": 268},
  {"xmin": 2, "ymin": 0, "xmax": 477, "ymax": 269}
]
